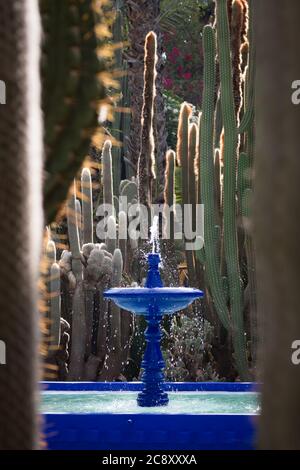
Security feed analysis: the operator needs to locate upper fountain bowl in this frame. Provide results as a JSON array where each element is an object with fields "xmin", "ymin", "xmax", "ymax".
[
  {"xmin": 104, "ymin": 253, "xmax": 203, "ymax": 315},
  {"xmin": 103, "ymin": 286, "xmax": 203, "ymax": 315}
]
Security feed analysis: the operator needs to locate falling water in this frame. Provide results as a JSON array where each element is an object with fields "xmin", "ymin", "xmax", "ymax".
[{"xmin": 149, "ymin": 215, "xmax": 160, "ymax": 254}]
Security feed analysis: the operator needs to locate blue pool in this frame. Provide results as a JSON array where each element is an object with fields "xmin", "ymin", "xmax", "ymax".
[{"xmin": 42, "ymin": 382, "xmax": 258, "ymax": 450}]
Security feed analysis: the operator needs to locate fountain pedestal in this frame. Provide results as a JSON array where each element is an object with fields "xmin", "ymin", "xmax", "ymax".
[
  {"xmin": 138, "ymin": 254, "xmax": 168, "ymax": 406},
  {"xmin": 137, "ymin": 305, "xmax": 169, "ymax": 406},
  {"xmin": 104, "ymin": 253, "xmax": 203, "ymax": 407}
]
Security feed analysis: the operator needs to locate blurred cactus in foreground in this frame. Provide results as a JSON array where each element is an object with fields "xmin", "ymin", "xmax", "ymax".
[
  {"xmin": 40, "ymin": 0, "xmax": 113, "ymax": 224},
  {"xmin": 0, "ymin": 0, "xmax": 42, "ymax": 450}
]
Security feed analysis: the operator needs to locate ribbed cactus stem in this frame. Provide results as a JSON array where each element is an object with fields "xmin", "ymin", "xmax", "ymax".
[
  {"xmin": 112, "ymin": 248, "xmax": 123, "ymax": 287},
  {"xmin": 102, "ymin": 140, "xmax": 114, "ymax": 215},
  {"xmin": 118, "ymin": 210, "xmax": 127, "ymax": 264},
  {"xmin": 81, "ymin": 167, "xmax": 93, "ymax": 244},
  {"xmin": 200, "ymin": 25, "xmax": 230, "ymax": 330},
  {"xmin": 119, "ymin": 179, "xmax": 137, "ymax": 213},
  {"xmin": 106, "ymin": 215, "xmax": 117, "ymax": 255},
  {"xmin": 188, "ymin": 123, "xmax": 197, "ymax": 231},
  {"xmin": 75, "ymin": 198, "xmax": 82, "ymax": 247},
  {"xmin": 41, "ymin": 0, "xmax": 109, "ymax": 224},
  {"xmin": 238, "ymin": 0, "xmax": 254, "ymax": 134},
  {"xmin": 217, "ymin": 0, "xmax": 249, "ymax": 379},
  {"xmin": 214, "ymin": 148, "xmax": 222, "ymax": 219},
  {"xmin": 137, "ymin": 31, "xmax": 157, "ymax": 207},
  {"xmin": 68, "ymin": 281, "xmax": 86, "ymax": 380},
  {"xmin": 177, "ymin": 102, "xmax": 195, "ymax": 285},
  {"xmin": 110, "ymin": 248, "xmax": 123, "ymax": 349},
  {"xmin": 163, "ymin": 150, "xmax": 175, "ymax": 240},
  {"xmin": 230, "ymin": 0, "xmax": 244, "ymax": 119},
  {"xmin": 196, "ymin": 112, "xmax": 202, "ymax": 205},
  {"xmin": 67, "ymin": 181, "xmax": 83, "ymax": 282},
  {"xmin": 49, "ymin": 262, "xmax": 61, "ymax": 347}
]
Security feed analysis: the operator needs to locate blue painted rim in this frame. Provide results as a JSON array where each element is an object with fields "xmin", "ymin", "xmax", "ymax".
[
  {"xmin": 103, "ymin": 287, "xmax": 204, "ymax": 298},
  {"xmin": 41, "ymin": 381, "xmax": 258, "ymax": 392}
]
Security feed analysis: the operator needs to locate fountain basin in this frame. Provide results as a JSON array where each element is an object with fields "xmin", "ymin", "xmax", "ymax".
[
  {"xmin": 42, "ymin": 382, "xmax": 258, "ymax": 450},
  {"xmin": 104, "ymin": 287, "xmax": 203, "ymax": 315}
]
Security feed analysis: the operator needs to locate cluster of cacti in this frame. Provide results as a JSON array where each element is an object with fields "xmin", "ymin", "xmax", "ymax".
[
  {"xmin": 40, "ymin": 0, "xmax": 113, "ymax": 224},
  {"xmin": 46, "ymin": 142, "xmax": 138, "ymax": 380},
  {"xmin": 159, "ymin": 0, "xmax": 255, "ymax": 380},
  {"xmin": 164, "ymin": 315, "xmax": 220, "ymax": 382}
]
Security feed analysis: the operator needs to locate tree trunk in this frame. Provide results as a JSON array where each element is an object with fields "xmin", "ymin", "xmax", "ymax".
[
  {"xmin": 0, "ymin": 0, "xmax": 42, "ymax": 449},
  {"xmin": 253, "ymin": 0, "xmax": 300, "ymax": 449},
  {"xmin": 124, "ymin": 0, "xmax": 168, "ymax": 192}
]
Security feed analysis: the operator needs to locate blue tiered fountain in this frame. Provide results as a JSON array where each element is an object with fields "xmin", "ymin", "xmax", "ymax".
[{"xmin": 104, "ymin": 253, "xmax": 203, "ymax": 407}]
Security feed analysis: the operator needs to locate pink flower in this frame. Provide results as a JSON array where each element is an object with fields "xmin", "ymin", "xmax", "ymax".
[
  {"xmin": 177, "ymin": 65, "xmax": 183, "ymax": 76},
  {"xmin": 172, "ymin": 46, "xmax": 181, "ymax": 57},
  {"xmin": 183, "ymin": 72, "xmax": 192, "ymax": 80},
  {"xmin": 163, "ymin": 77, "xmax": 173, "ymax": 89},
  {"xmin": 185, "ymin": 54, "xmax": 193, "ymax": 61},
  {"xmin": 168, "ymin": 53, "xmax": 177, "ymax": 64}
]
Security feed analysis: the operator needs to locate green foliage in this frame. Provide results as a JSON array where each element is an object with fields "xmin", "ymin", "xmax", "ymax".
[
  {"xmin": 163, "ymin": 90, "xmax": 182, "ymax": 149},
  {"xmin": 164, "ymin": 314, "xmax": 221, "ymax": 382}
]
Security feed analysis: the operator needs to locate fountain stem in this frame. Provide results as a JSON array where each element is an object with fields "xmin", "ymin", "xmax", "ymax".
[
  {"xmin": 138, "ymin": 253, "xmax": 168, "ymax": 406},
  {"xmin": 145, "ymin": 253, "xmax": 163, "ymax": 288},
  {"xmin": 137, "ymin": 305, "xmax": 169, "ymax": 407}
]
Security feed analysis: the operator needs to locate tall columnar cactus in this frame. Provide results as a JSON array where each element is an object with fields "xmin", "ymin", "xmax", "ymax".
[
  {"xmin": 102, "ymin": 140, "xmax": 114, "ymax": 214},
  {"xmin": 167, "ymin": 0, "xmax": 255, "ymax": 379},
  {"xmin": 47, "ymin": 242, "xmax": 61, "ymax": 349},
  {"xmin": 192, "ymin": 0, "xmax": 255, "ymax": 380},
  {"xmin": 137, "ymin": 31, "xmax": 157, "ymax": 207},
  {"xmin": 81, "ymin": 168, "xmax": 93, "ymax": 245},
  {"xmin": 176, "ymin": 103, "xmax": 197, "ymax": 286},
  {"xmin": 40, "ymin": 0, "xmax": 112, "ymax": 224},
  {"xmin": 163, "ymin": 150, "xmax": 175, "ymax": 241}
]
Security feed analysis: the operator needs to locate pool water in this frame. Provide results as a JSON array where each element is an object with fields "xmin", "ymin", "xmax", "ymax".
[{"xmin": 41, "ymin": 391, "xmax": 259, "ymax": 415}]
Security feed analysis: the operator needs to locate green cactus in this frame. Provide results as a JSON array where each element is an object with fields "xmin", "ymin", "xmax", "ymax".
[
  {"xmin": 192, "ymin": 0, "xmax": 254, "ymax": 380},
  {"xmin": 49, "ymin": 262, "xmax": 61, "ymax": 348},
  {"xmin": 110, "ymin": 248, "xmax": 123, "ymax": 349},
  {"xmin": 102, "ymin": 140, "xmax": 114, "ymax": 214},
  {"xmin": 81, "ymin": 168, "xmax": 93, "ymax": 245},
  {"xmin": 54, "ymin": 162, "xmax": 133, "ymax": 381},
  {"xmin": 163, "ymin": 150, "xmax": 175, "ymax": 241},
  {"xmin": 67, "ymin": 182, "xmax": 83, "ymax": 282},
  {"xmin": 106, "ymin": 215, "xmax": 117, "ymax": 254},
  {"xmin": 137, "ymin": 31, "xmax": 157, "ymax": 207},
  {"xmin": 198, "ymin": 24, "xmax": 230, "ymax": 331},
  {"xmin": 176, "ymin": 102, "xmax": 197, "ymax": 286}
]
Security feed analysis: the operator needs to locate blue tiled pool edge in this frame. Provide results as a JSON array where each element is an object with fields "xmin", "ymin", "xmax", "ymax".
[{"xmin": 42, "ymin": 382, "xmax": 258, "ymax": 450}]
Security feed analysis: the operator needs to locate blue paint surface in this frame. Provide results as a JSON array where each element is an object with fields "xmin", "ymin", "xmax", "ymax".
[{"xmin": 42, "ymin": 382, "xmax": 257, "ymax": 450}]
